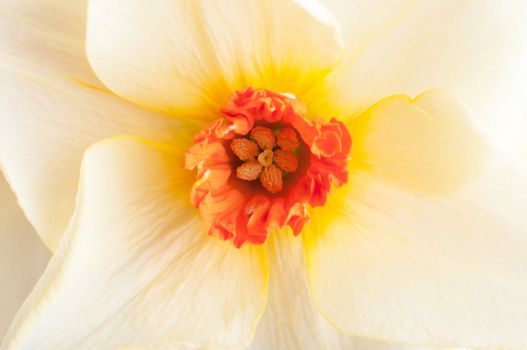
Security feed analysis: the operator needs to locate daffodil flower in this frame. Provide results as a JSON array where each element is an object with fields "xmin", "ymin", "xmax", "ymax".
[{"xmin": 1, "ymin": 0, "xmax": 527, "ymax": 349}]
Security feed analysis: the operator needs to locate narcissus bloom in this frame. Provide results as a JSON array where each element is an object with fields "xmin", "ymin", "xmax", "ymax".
[{"xmin": 2, "ymin": 0, "xmax": 527, "ymax": 349}]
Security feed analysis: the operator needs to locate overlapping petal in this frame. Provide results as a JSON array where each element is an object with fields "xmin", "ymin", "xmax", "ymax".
[
  {"xmin": 86, "ymin": 0, "xmax": 343, "ymax": 117},
  {"xmin": 1, "ymin": 137, "xmax": 268, "ymax": 350},
  {"xmin": 248, "ymin": 230, "xmax": 436, "ymax": 350},
  {"xmin": 248, "ymin": 230, "xmax": 355, "ymax": 349},
  {"xmin": 0, "ymin": 172, "xmax": 49, "ymax": 341},
  {"xmin": 349, "ymin": 90, "xmax": 485, "ymax": 195},
  {"xmin": 305, "ymin": 90, "xmax": 527, "ymax": 347},
  {"xmin": 0, "ymin": 0, "xmax": 182, "ymax": 251},
  {"xmin": 318, "ymin": 0, "xmax": 527, "ymax": 159}
]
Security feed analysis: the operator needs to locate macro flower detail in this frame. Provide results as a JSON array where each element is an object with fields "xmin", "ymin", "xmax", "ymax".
[
  {"xmin": 2, "ymin": 1, "xmax": 527, "ymax": 350},
  {"xmin": 185, "ymin": 87, "xmax": 351, "ymax": 247}
]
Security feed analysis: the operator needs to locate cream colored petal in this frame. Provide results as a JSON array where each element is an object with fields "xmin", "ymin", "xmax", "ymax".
[
  {"xmin": 0, "ymin": 171, "xmax": 50, "ymax": 342},
  {"xmin": 0, "ymin": 0, "xmax": 185, "ymax": 251},
  {"xmin": 0, "ymin": 0, "xmax": 100, "ymax": 87},
  {"xmin": 247, "ymin": 230, "xmax": 461, "ymax": 350},
  {"xmin": 248, "ymin": 230, "xmax": 355, "ymax": 350},
  {"xmin": 305, "ymin": 90, "xmax": 527, "ymax": 347},
  {"xmin": 318, "ymin": 0, "xmax": 527, "ymax": 158},
  {"xmin": 0, "ymin": 72, "xmax": 181, "ymax": 252},
  {"xmin": 349, "ymin": 90, "xmax": 486, "ymax": 195},
  {"xmin": 1, "ymin": 136, "xmax": 268, "ymax": 350},
  {"xmin": 86, "ymin": 0, "xmax": 343, "ymax": 117}
]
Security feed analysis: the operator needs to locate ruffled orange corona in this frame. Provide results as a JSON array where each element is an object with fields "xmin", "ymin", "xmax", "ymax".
[{"xmin": 185, "ymin": 88, "xmax": 351, "ymax": 247}]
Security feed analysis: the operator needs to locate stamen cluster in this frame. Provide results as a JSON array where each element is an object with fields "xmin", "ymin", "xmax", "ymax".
[{"xmin": 231, "ymin": 126, "xmax": 300, "ymax": 193}]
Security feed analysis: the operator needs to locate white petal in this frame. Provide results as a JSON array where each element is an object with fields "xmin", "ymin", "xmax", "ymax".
[
  {"xmin": 247, "ymin": 230, "xmax": 462, "ymax": 350},
  {"xmin": 247, "ymin": 230, "xmax": 355, "ymax": 350},
  {"xmin": 305, "ymin": 90, "xmax": 527, "ymax": 347},
  {"xmin": 0, "ymin": 0, "xmax": 100, "ymax": 86},
  {"xmin": 0, "ymin": 0, "xmax": 181, "ymax": 251},
  {"xmin": 86, "ymin": 0, "xmax": 343, "ymax": 115},
  {"xmin": 319, "ymin": 0, "xmax": 527, "ymax": 159},
  {"xmin": 0, "ymin": 171, "xmax": 50, "ymax": 341},
  {"xmin": 1, "ymin": 137, "xmax": 268, "ymax": 350}
]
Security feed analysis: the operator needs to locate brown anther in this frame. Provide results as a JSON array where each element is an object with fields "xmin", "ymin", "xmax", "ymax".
[
  {"xmin": 258, "ymin": 149, "xmax": 274, "ymax": 167},
  {"xmin": 250, "ymin": 126, "xmax": 276, "ymax": 150},
  {"xmin": 274, "ymin": 149, "xmax": 298, "ymax": 173},
  {"xmin": 230, "ymin": 138, "xmax": 259, "ymax": 160},
  {"xmin": 236, "ymin": 160, "xmax": 263, "ymax": 181},
  {"xmin": 260, "ymin": 164, "xmax": 283, "ymax": 193},
  {"xmin": 277, "ymin": 128, "xmax": 300, "ymax": 151}
]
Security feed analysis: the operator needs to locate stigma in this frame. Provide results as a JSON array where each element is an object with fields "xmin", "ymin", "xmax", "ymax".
[{"xmin": 184, "ymin": 87, "xmax": 351, "ymax": 247}]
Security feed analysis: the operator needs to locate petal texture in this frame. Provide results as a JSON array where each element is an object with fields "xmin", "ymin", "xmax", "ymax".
[
  {"xmin": 247, "ymin": 231, "xmax": 438, "ymax": 350},
  {"xmin": 1, "ymin": 137, "xmax": 268, "ymax": 350},
  {"xmin": 86, "ymin": 0, "xmax": 343, "ymax": 117},
  {"xmin": 248, "ymin": 230, "xmax": 355, "ymax": 350},
  {"xmin": 319, "ymin": 0, "xmax": 527, "ymax": 158},
  {"xmin": 349, "ymin": 90, "xmax": 486, "ymax": 195},
  {"xmin": 305, "ymin": 90, "xmax": 527, "ymax": 347},
  {"xmin": 0, "ymin": 0, "xmax": 181, "ymax": 251},
  {"xmin": 0, "ymin": 172, "xmax": 50, "ymax": 341},
  {"xmin": 0, "ymin": 0, "xmax": 99, "ymax": 85}
]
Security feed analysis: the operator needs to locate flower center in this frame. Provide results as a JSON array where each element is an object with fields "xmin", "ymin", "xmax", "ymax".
[
  {"xmin": 231, "ymin": 125, "xmax": 300, "ymax": 193},
  {"xmin": 184, "ymin": 87, "xmax": 351, "ymax": 247}
]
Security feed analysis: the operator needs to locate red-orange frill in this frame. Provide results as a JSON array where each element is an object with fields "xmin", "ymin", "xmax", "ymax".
[{"xmin": 184, "ymin": 87, "xmax": 351, "ymax": 247}]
